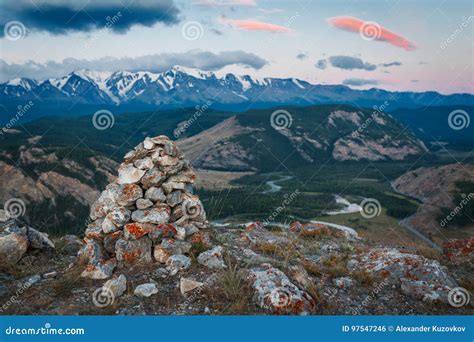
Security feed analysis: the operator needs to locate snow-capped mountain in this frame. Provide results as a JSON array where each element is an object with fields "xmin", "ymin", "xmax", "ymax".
[{"xmin": 1, "ymin": 66, "xmax": 473, "ymax": 109}]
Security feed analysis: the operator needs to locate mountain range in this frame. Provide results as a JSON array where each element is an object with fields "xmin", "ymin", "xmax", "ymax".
[{"xmin": 1, "ymin": 66, "xmax": 473, "ymax": 114}]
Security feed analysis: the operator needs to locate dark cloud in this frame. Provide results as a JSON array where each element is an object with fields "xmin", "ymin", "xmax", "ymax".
[
  {"xmin": 0, "ymin": 0, "xmax": 180, "ymax": 37},
  {"xmin": 328, "ymin": 56, "xmax": 376, "ymax": 71},
  {"xmin": 380, "ymin": 61, "xmax": 402, "ymax": 67},
  {"xmin": 296, "ymin": 53, "xmax": 307, "ymax": 60},
  {"xmin": 342, "ymin": 78, "xmax": 379, "ymax": 86},
  {"xmin": 0, "ymin": 50, "xmax": 268, "ymax": 81},
  {"xmin": 315, "ymin": 59, "xmax": 327, "ymax": 69}
]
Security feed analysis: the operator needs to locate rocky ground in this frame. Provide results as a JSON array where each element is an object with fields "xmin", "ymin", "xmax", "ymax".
[
  {"xmin": 0, "ymin": 136, "xmax": 472, "ymax": 316},
  {"xmin": 0, "ymin": 218, "xmax": 472, "ymax": 316}
]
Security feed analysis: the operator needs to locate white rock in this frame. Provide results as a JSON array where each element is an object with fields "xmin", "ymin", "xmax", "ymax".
[
  {"xmin": 180, "ymin": 277, "xmax": 204, "ymax": 295},
  {"xmin": 143, "ymin": 138, "xmax": 155, "ymax": 150},
  {"xmin": 117, "ymin": 164, "xmax": 146, "ymax": 184},
  {"xmin": 197, "ymin": 246, "xmax": 227, "ymax": 269},
  {"xmin": 134, "ymin": 283, "xmax": 158, "ymax": 297},
  {"xmin": 166, "ymin": 254, "xmax": 191, "ymax": 275},
  {"xmin": 103, "ymin": 274, "xmax": 127, "ymax": 298}
]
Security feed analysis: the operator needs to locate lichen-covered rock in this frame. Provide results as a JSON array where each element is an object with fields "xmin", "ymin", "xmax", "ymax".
[
  {"xmin": 357, "ymin": 248, "xmax": 457, "ymax": 303},
  {"xmin": 115, "ymin": 237, "xmax": 152, "ymax": 266},
  {"xmin": 81, "ymin": 259, "xmax": 116, "ymax": 279},
  {"xmin": 82, "ymin": 135, "xmax": 208, "ymax": 279},
  {"xmin": 197, "ymin": 246, "xmax": 227, "ymax": 269},
  {"xmin": 153, "ymin": 239, "xmax": 192, "ymax": 263},
  {"xmin": 248, "ymin": 264, "xmax": 315, "ymax": 315}
]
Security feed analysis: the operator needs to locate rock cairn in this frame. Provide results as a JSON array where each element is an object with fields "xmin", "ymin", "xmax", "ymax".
[{"xmin": 80, "ymin": 136, "xmax": 209, "ymax": 279}]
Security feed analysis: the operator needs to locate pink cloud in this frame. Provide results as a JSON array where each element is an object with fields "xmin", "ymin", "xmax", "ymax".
[
  {"xmin": 219, "ymin": 17, "xmax": 290, "ymax": 33},
  {"xmin": 193, "ymin": 0, "xmax": 256, "ymax": 6},
  {"xmin": 327, "ymin": 16, "xmax": 416, "ymax": 51}
]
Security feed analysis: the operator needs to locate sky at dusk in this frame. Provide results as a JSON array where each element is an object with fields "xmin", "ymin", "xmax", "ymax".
[{"xmin": 0, "ymin": 0, "xmax": 472, "ymax": 94}]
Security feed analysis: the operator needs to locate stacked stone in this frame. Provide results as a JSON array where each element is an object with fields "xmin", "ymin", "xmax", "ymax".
[{"xmin": 80, "ymin": 135, "xmax": 208, "ymax": 279}]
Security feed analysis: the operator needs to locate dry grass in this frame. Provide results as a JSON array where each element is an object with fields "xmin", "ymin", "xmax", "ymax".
[
  {"xmin": 410, "ymin": 243, "xmax": 444, "ymax": 263},
  {"xmin": 301, "ymin": 259, "xmax": 323, "ymax": 277},
  {"xmin": 352, "ymin": 269, "xmax": 374, "ymax": 287},
  {"xmin": 215, "ymin": 256, "xmax": 254, "ymax": 314},
  {"xmin": 51, "ymin": 265, "xmax": 84, "ymax": 298},
  {"xmin": 299, "ymin": 226, "xmax": 344, "ymax": 239},
  {"xmin": 322, "ymin": 254, "xmax": 348, "ymax": 279}
]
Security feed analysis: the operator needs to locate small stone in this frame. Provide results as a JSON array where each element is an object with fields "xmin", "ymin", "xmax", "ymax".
[
  {"xmin": 144, "ymin": 187, "xmax": 166, "ymax": 202},
  {"xmin": 134, "ymin": 157, "xmax": 153, "ymax": 170},
  {"xmin": 27, "ymin": 227, "xmax": 55, "ymax": 249},
  {"xmin": 134, "ymin": 283, "xmax": 158, "ymax": 297},
  {"xmin": 197, "ymin": 246, "xmax": 227, "ymax": 269},
  {"xmin": 117, "ymin": 184, "xmax": 143, "ymax": 206},
  {"xmin": 166, "ymin": 190, "xmax": 182, "ymax": 207},
  {"xmin": 0, "ymin": 209, "xmax": 10, "ymax": 223},
  {"xmin": 118, "ymin": 164, "xmax": 146, "ymax": 184},
  {"xmin": 204, "ymin": 307, "xmax": 210, "ymax": 314},
  {"xmin": 78, "ymin": 238, "xmax": 105, "ymax": 265},
  {"xmin": 136, "ymin": 198, "xmax": 153, "ymax": 210},
  {"xmin": 103, "ymin": 274, "xmax": 127, "ymax": 298},
  {"xmin": 143, "ymin": 137, "xmax": 155, "ymax": 150},
  {"xmin": 140, "ymin": 168, "xmax": 166, "ymax": 189},
  {"xmin": 102, "ymin": 217, "xmax": 118, "ymax": 234},
  {"xmin": 131, "ymin": 207, "xmax": 170, "ymax": 225},
  {"xmin": 153, "ymin": 239, "xmax": 192, "ymax": 263},
  {"xmin": 180, "ymin": 277, "xmax": 204, "ymax": 295},
  {"xmin": 162, "ymin": 181, "xmax": 186, "ymax": 194},
  {"xmin": 333, "ymin": 277, "xmax": 353, "ymax": 289},
  {"xmin": 43, "ymin": 271, "xmax": 58, "ymax": 279},
  {"xmin": 175, "ymin": 226, "xmax": 186, "ymax": 240},
  {"xmin": 166, "ymin": 255, "xmax": 191, "ymax": 275},
  {"xmin": 123, "ymin": 222, "xmax": 155, "ymax": 240},
  {"xmin": 0, "ymin": 231, "xmax": 29, "ymax": 265},
  {"xmin": 104, "ymin": 231, "xmax": 122, "ymax": 254},
  {"xmin": 81, "ymin": 259, "xmax": 116, "ymax": 279},
  {"xmin": 26, "ymin": 274, "xmax": 42, "ymax": 286},
  {"xmin": 106, "ymin": 207, "xmax": 131, "ymax": 228},
  {"xmin": 115, "ymin": 237, "xmax": 153, "ymax": 266},
  {"xmin": 58, "ymin": 235, "xmax": 83, "ymax": 255}
]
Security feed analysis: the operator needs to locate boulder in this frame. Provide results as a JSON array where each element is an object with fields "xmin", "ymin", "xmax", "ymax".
[
  {"xmin": 248, "ymin": 264, "xmax": 315, "ymax": 315},
  {"xmin": 0, "ymin": 230, "xmax": 28, "ymax": 265},
  {"xmin": 357, "ymin": 248, "xmax": 457, "ymax": 303}
]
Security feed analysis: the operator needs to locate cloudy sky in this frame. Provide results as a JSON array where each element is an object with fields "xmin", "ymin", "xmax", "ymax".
[{"xmin": 0, "ymin": 0, "xmax": 472, "ymax": 94}]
